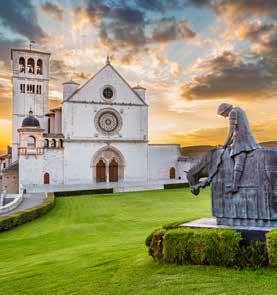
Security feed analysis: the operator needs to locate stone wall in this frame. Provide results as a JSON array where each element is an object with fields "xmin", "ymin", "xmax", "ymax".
[{"xmin": 148, "ymin": 145, "xmax": 180, "ymax": 180}]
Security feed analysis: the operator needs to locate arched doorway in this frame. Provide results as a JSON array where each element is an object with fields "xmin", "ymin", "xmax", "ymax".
[
  {"xmin": 109, "ymin": 159, "xmax": 118, "ymax": 182},
  {"xmin": 96, "ymin": 159, "xmax": 106, "ymax": 182},
  {"xmin": 92, "ymin": 146, "xmax": 125, "ymax": 183},
  {"xmin": 44, "ymin": 172, "xmax": 50, "ymax": 184},
  {"xmin": 169, "ymin": 167, "xmax": 176, "ymax": 179}
]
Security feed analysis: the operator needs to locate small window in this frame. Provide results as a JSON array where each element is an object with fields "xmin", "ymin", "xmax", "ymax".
[
  {"xmin": 27, "ymin": 136, "xmax": 36, "ymax": 148},
  {"xmin": 19, "ymin": 57, "xmax": 25, "ymax": 73},
  {"xmin": 169, "ymin": 167, "xmax": 176, "ymax": 179},
  {"xmin": 27, "ymin": 58, "xmax": 35, "ymax": 74},
  {"xmin": 44, "ymin": 139, "xmax": 49, "ymax": 148},
  {"xmin": 60, "ymin": 139, "xmax": 63, "ymax": 148},
  {"xmin": 20, "ymin": 84, "xmax": 25, "ymax": 93},
  {"xmin": 103, "ymin": 87, "xmax": 113, "ymax": 99},
  {"xmin": 37, "ymin": 85, "xmax": 42, "ymax": 94},
  {"xmin": 37, "ymin": 59, "xmax": 43, "ymax": 75},
  {"xmin": 51, "ymin": 139, "xmax": 56, "ymax": 148},
  {"xmin": 3, "ymin": 163, "xmax": 6, "ymax": 169}
]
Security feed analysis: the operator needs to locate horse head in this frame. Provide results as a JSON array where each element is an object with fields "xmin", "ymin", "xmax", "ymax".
[{"xmin": 187, "ymin": 147, "xmax": 224, "ymax": 195}]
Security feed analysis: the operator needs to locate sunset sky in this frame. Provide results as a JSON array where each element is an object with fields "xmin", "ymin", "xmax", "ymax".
[{"xmin": 0, "ymin": 0, "xmax": 276, "ymax": 154}]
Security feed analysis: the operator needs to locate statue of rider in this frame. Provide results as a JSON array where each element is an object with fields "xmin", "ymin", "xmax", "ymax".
[{"xmin": 217, "ymin": 103, "xmax": 260, "ymax": 193}]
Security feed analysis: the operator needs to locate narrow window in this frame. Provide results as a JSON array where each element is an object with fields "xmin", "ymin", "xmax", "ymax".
[
  {"xmin": 3, "ymin": 163, "xmax": 6, "ymax": 169},
  {"xmin": 27, "ymin": 84, "xmax": 30, "ymax": 93},
  {"xmin": 37, "ymin": 59, "xmax": 43, "ymax": 75},
  {"xmin": 27, "ymin": 58, "xmax": 35, "ymax": 74},
  {"xmin": 20, "ymin": 84, "xmax": 25, "ymax": 93},
  {"xmin": 27, "ymin": 136, "xmax": 36, "ymax": 148},
  {"xmin": 19, "ymin": 57, "xmax": 25, "ymax": 73}
]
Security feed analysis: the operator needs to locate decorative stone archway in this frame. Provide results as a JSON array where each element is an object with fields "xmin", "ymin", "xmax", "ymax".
[{"xmin": 92, "ymin": 146, "xmax": 125, "ymax": 183}]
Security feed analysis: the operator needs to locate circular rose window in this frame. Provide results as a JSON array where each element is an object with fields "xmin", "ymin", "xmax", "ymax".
[
  {"xmin": 102, "ymin": 87, "xmax": 113, "ymax": 99},
  {"xmin": 95, "ymin": 108, "xmax": 122, "ymax": 135}
]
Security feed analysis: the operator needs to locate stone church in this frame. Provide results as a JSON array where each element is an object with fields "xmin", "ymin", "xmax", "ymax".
[{"xmin": 1, "ymin": 48, "xmax": 191, "ymax": 193}]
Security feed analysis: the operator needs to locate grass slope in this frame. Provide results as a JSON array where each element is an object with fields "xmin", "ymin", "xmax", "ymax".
[{"xmin": 0, "ymin": 188, "xmax": 276, "ymax": 295}]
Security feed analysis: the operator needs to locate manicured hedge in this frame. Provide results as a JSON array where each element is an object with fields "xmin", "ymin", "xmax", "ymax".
[
  {"xmin": 164, "ymin": 183, "xmax": 189, "ymax": 189},
  {"xmin": 146, "ymin": 226, "xmax": 276, "ymax": 268},
  {"xmin": 0, "ymin": 193, "xmax": 55, "ymax": 232},
  {"xmin": 164, "ymin": 228, "xmax": 241, "ymax": 266},
  {"xmin": 54, "ymin": 189, "xmax": 113, "ymax": 197},
  {"xmin": 266, "ymin": 229, "xmax": 277, "ymax": 267}
]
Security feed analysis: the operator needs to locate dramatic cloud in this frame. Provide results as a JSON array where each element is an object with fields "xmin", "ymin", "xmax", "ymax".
[
  {"xmin": 74, "ymin": 0, "xmax": 197, "ymax": 64},
  {"xmin": 0, "ymin": 0, "xmax": 47, "ymax": 40},
  {"xmin": 181, "ymin": 51, "xmax": 274, "ymax": 100},
  {"xmin": 0, "ymin": 35, "xmax": 26, "ymax": 66},
  {"xmin": 188, "ymin": 0, "xmax": 277, "ymax": 21},
  {"xmin": 41, "ymin": 2, "xmax": 64, "ymax": 21},
  {"xmin": 152, "ymin": 19, "xmax": 197, "ymax": 43}
]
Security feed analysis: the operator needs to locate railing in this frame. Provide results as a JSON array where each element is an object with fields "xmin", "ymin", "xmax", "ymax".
[{"xmin": 18, "ymin": 147, "xmax": 44, "ymax": 155}]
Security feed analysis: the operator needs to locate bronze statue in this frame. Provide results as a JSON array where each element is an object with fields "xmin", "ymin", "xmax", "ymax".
[
  {"xmin": 217, "ymin": 103, "xmax": 260, "ymax": 193},
  {"xmin": 187, "ymin": 104, "xmax": 277, "ymax": 227}
]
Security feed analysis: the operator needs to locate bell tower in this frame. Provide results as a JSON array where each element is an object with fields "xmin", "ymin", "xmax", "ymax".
[{"xmin": 10, "ymin": 48, "xmax": 51, "ymax": 162}]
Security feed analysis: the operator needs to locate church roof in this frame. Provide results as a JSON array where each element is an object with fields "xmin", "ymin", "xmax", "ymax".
[
  {"xmin": 22, "ymin": 110, "xmax": 40, "ymax": 128},
  {"xmin": 63, "ymin": 62, "xmax": 147, "ymax": 106}
]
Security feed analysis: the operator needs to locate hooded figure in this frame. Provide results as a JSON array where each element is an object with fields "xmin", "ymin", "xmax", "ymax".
[{"xmin": 217, "ymin": 103, "xmax": 260, "ymax": 193}]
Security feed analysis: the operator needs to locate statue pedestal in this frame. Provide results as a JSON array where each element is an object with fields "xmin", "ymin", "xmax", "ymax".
[{"xmin": 180, "ymin": 218, "xmax": 274, "ymax": 242}]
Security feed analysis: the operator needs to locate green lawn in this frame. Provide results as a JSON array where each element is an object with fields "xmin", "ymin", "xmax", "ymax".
[{"xmin": 0, "ymin": 188, "xmax": 276, "ymax": 295}]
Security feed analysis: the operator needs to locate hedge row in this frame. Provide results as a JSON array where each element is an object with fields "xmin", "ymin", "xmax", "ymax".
[
  {"xmin": 146, "ymin": 226, "xmax": 275, "ymax": 268},
  {"xmin": 267, "ymin": 229, "xmax": 277, "ymax": 267},
  {"xmin": 54, "ymin": 189, "xmax": 113, "ymax": 197},
  {"xmin": 0, "ymin": 193, "xmax": 55, "ymax": 232},
  {"xmin": 164, "ymin": 183, "xmax": 189, "ymax": 189}
]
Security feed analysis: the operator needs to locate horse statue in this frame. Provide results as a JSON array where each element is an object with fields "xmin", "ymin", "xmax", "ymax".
[{"xmin": 187, "ymin": 147, "xmax": 277, "ymax": 227}]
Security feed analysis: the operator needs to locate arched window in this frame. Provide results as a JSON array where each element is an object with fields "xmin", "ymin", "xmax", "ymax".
[
  {"xmin": 27, "ymin": 58, "xmax": 35, "ymax": 74},
  {"xmin": 27, "ymin": 136, "xmax": 36, "ymax": 148},
  {"xmin": 37, "ymin": 59, "xmax": 43, "ymax": 74},
  {"xmin": 19, "ymin": 57, "xmax": 25, "ymax": 73},
  {"xmin": 169, "ymin": 167, "xmax": 176, "ymax": 179},
  {"xmin": 44, "ymin": 139, "xmax": 49, "ymax": 148},
  {"xmin": 44, "ymin": 173, "xmax": 50, "ymax": 184},
  {"xmin": 51, "ymin": 139, "xmax": 56, "ymax": 148},
  {"xmin": 60, "ymin": 139, "xmax": 63, "ymax": 148}
]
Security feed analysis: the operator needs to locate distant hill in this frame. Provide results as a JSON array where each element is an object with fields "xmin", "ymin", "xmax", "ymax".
[
  {"xmin": 180, "ymin": 145, "xmax": 216, "ymax": 157},
  {"xmin": 181, "ymin": 141, "xmax": 277, "ymax": 157},
  {"xmin": 260, "ymin": 141, "xmax": 277, "ymax": 149}
]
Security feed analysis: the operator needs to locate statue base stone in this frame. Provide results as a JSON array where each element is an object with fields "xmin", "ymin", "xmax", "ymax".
[{"xmin": 180, "ymin": 218, "xmax": 275, "ymax": 241}]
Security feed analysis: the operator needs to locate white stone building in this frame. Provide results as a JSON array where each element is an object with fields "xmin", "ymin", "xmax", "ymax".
[{"xmin": 1, "ymin": 48, "xmax": 192, "ymax": 193}]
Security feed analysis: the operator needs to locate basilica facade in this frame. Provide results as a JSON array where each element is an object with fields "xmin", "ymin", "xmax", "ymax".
[{"xmin": 2, "ymin": 48, "xmax": 190, "ymax": 193}]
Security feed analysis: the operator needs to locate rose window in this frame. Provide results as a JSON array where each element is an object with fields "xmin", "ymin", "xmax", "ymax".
[{"xmin": 95, "ymin": 108, "xmax": 122, "ymax": 135}]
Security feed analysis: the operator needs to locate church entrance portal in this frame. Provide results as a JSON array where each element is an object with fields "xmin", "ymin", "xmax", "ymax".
[
  {"xmin": 92, "ymin": 146, "xmax": 124, "ymax": 183},
  {"xmin": 96, "ymin": 160, "xmax": 106, "ymax": 182}
]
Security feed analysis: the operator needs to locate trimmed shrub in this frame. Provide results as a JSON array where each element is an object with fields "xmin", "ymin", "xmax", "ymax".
[
  {"xmin": 149, "ymin": 229, "xmax": 167, "ymax": 260},
  {"xmin": 238, "ymin": 241, "xmax": 268, "ymax": 268},
  {"xmin": 164, "ymin": 183, "xmax": 189, "ymax": 189},
  {"xmin": 266, "ymin": 229, "xmax": 277, "ymax": 267},
  {"xmin": 0, "ymin": 193, "xmax": 55, "ymax": 232},
  {"xmin": 54, "ymin": 189, "xmax": 113, "ymax": 197},
  {"xmin": 149, "ymin": 227, "xmax": 241, "ymax": 267}
]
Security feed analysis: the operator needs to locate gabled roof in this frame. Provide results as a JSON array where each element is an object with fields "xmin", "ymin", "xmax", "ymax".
[{"xmin": 64, "ymin": 63, "xmax": 147, "ymax": 106}]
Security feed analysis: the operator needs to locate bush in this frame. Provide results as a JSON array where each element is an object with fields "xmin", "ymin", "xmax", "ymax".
[
  {"xmin": 54, "ymin": 189, "xmax": 113, "ymax": 197},
  {"xmin": 0, "ymin": 193, "xmax": 55, "ymax": 232},
  {"xmin": 238, "ymin": 241, "xmax": 268, "ymax": 268},
  {"xmin": 164, "ymin": 183, "xmax": 189, "ymax": 189},
  {"xmin": 149, "ymin": 229, "xmax": 167, "ymax": 260},
  {"xmin": 148, "ymin": 227, "xmax": 241, "ymax": 267},
  {"xmin": 266, "ymin": 229, "xmax": 277, "ymax": 267}
]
